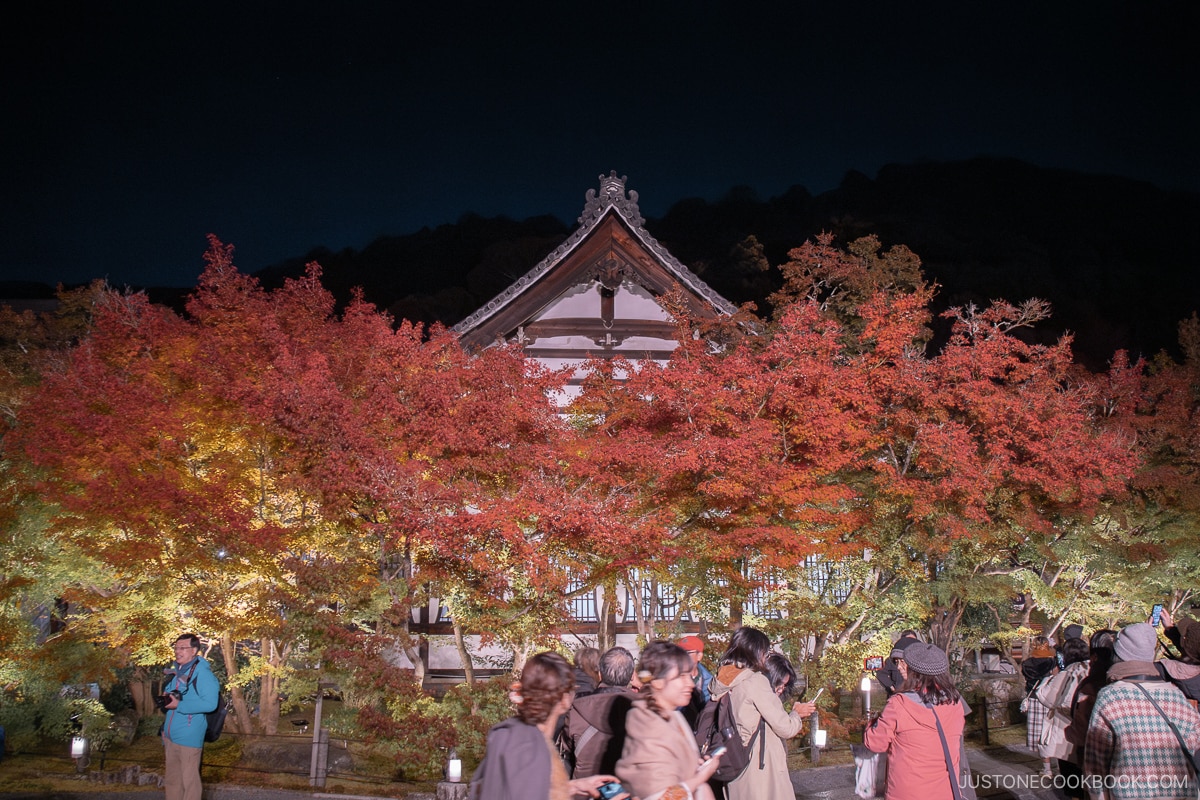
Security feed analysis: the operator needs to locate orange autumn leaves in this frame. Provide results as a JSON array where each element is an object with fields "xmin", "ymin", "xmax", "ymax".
[{"xmin": 9, "ymin": 233, "xmax": 1175, "ymax": 652}]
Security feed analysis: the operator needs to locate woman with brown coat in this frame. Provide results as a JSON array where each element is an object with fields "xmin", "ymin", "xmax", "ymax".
[{"xmin": 708, "ymin": 628, "xmax": 817, "ymax": 800}]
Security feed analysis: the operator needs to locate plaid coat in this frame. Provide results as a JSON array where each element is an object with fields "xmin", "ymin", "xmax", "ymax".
[{"xmin": 1084, "ymin": 679, "xmax": 1200, "ymax": 800}]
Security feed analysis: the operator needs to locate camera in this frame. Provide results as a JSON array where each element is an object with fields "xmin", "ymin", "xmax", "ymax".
[
  {"xmin": 598, "ymin": 781, "xmax": 625, "ymax": 800},
  {"xmin": 154, "ymin": 690, "xmax": 182, "ymax": 712}
]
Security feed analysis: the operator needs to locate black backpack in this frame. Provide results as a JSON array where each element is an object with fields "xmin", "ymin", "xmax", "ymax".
[
  {"xmin": 174, "ymin": 659, "xmax": 228, "ymax": 743},
  {"xmin": 204, "ymin": 692, "xmax": 229, "ymax": 743},
  {"xmin": 694, "ymin": 693, "xmax": 765, "ymax": 784}
]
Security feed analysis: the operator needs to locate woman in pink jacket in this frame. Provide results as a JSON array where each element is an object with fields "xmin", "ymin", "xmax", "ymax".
[{"xmin": 864, "ymin": 643, "xmax": 966, "ymax": 800}]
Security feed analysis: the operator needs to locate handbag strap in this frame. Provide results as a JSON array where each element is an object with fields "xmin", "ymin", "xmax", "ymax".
[
  {"xmin": 925, "ymin": 701, "xmax": 964, "ymax": 800},
  {"xmin": 1130, "ymin": 682, "xmax": 1200, "ymax": 776}
]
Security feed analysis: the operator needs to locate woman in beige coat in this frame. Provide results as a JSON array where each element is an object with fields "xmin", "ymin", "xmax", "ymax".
[
  {"xmin": 709, "ymin": 628, "xmax": 817, "ymax": 800},
  {"xmin": 617, "ymin": 641, "xmax": 723, "ymax": 800}
]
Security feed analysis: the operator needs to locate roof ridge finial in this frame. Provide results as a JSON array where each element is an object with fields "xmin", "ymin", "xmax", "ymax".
[{"xmin": 579, "ymin": 171, "xmax": 644, "ymax": 227}]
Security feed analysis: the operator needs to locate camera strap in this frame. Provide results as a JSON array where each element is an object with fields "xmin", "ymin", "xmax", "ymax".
[{"xmin": 173, "ymin": 659, "xmax": 200, "ymax": 698}]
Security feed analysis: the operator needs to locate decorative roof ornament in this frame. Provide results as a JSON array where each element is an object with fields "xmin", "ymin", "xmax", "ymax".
[
  {"xmin": 579, "ymin": 171, "xmax": 644, "ymax": 228},
  {"xmin": 453, "ymin": 172, "xmax": 737, "ymax": 340}
]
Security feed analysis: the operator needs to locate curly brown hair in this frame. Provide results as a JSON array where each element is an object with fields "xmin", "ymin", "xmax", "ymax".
[{"xmin": 515, "ymin": 652, "xmax": 575, "ymax": 725}]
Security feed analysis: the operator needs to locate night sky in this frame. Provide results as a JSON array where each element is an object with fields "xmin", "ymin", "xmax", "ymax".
[{"xmin": 2, "ymin": 2, "xmax": 1196, "ymax": 290}]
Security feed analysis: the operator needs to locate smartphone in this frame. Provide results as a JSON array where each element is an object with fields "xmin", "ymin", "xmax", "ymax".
[
  {"xmin": 1152, "ymin": 604, "xmax": 1164, "ymax": 627},
  {"xmin": 708, "ymin": 745, "xmax": 728, "ymax": 759},
  {"xmin": 1056, "ymin": 650, "xmax": 1065, "ymax": 669},
  {"xmin": 598, "ymin": 781, "xmax": 626, "ymax": 800},
  {"xmin": 810, "ymin": 687, "xmax": 825, "ymax": 702}
]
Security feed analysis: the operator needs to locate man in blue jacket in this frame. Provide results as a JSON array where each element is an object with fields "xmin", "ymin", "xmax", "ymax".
[{"xmin": 161, "ymin": 633, "xmax": 219, "ymax": 800}]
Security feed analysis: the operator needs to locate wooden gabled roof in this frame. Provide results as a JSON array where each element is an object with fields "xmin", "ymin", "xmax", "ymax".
[{"xmin": 453, "ymin": 173, "xmax": 737, "ymax": 352}]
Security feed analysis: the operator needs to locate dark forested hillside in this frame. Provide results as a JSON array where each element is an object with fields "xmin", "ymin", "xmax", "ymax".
[
  {"xmin": 6, "ymin": 158, "xmax": 1196, "ymax": 370},
  {"xmin": 256, "ymin": 157, "xmax": 1198, "ymax": 369}
]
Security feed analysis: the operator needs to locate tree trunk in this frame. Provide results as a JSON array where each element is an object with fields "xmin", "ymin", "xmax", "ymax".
[
  {"xmin": 258, "ymin": 637, "xmax": 289, "ymax": 736},
  {"xmin": 627, "ymin": 573, "xmax": 654, "ymax": 640},
  {"xmin": 128, "ymin": 665, "xmax": 156, "ymax": 719},
  {"xmin": 220, "ymin": 633, "xmax": 253, "ymax": 734},
  {"xmin": 397, "ymin": 615, "xmax": 427, "ymax": 686},
  {"xmin": 452, "ymin": 621, "xmax": 475, "ymax": 683},
  {"xmin": 597, "ymin": 586, "xmax": 615, "ymax": 652},
  {"xmin": 929, "ymin": 596, "xmax": 966, "ymax": 652}
]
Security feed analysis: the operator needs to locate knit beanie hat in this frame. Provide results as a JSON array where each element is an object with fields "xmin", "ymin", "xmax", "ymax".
[
  {"xmin": 1064, "ymin": 624, "xmax": 1084, "ymax": 641},
  {"xmin": 889, "ymin": 634, "xmax": 919, "ymax": 660},
  {"xmin": 1113, "ymin": 622, "xmax": 1157, "ymax": 663},
  {"xmin": 903, "ymin": 643, "xmax": 950, "ymax": 676}
]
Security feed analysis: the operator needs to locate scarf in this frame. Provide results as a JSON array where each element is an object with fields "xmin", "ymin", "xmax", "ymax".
[{"xmin": 1107, "ymin": 660, "xmax": 1160, "ymax": 682}]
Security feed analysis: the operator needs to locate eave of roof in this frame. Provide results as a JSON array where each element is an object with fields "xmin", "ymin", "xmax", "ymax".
[{"xmin": 452, "ymin": 172, "xmax": 737, "ymax": 337}]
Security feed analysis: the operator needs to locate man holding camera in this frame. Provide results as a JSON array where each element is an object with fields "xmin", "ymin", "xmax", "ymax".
[{"xmin": 161, "ymin": 633, "xmax": 218, "ymax": 800}]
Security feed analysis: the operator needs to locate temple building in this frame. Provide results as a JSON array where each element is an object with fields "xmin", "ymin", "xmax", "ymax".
[
  {"xmin": 407, "ymin": 174, "xmax": 848, "ymax": 682},
  {"xmin": 453, "ymin": 172, "xmax": 737, "ymax": 398}
]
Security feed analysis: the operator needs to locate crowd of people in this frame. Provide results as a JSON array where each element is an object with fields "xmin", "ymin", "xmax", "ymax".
[
  {"xmin": 470, "ymin": 628, "xmax": 815, "ymax": 800},
  {"xmin": 466, "ymin": 611, "xmax": 1200, "ymax": 800}
]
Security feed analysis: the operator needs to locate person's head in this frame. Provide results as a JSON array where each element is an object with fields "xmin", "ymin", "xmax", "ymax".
[
  {"xmin": 1113, "ymin": 622, "xmax": 1157, "ymax": 664},
  {"xmin": 896, "ymin": 643, "xmax": 961, "ymax": 706},
  {"xmin": 636, "ymin": 640, "xmax": 695, "ymax": 716},
  {"xmin": 1061, "ymin": 637, "xmax": 1089, "ymax": 667},
  {"xmin": 514, "ymin": 652, "xmax": 575, "ymax": 726},
  {"xmin": 678, "ymin": 636, "xmax": 705, "ymax": 667},
  {"xmin": 1086, "ymin": 629, "xmax": 1116, "ymax": 678},
  {"xmin": 891, "ymin": 631, "xmax": 919, "ymax": 665},
  {"xmin": 599, "ymin": 646, "xmax": 635, "ymax": 688},
  {"xmin": 764, "ymin": 652, "xmax": 798, "ymax": 700},
  {"xmin": 1090, "ymin": 628, "xmax": 1116, "ymax": 652},
  {"xmin": 1174, "ymin": 616, "xmax": 1200, "ymax": 665},
  {"xmin": 575, "ymin": 646, "xmax": 601, "ymax": 684},
  {"xmin": 1030, "ymin": 635, "xmax": 1054, "ymax": 659},
  {"xmin": 173, "ymin": 634, "xmax": 201, "ymax": 666},
  {"xmin": 719, "ymin": 626, "xmax": 771, "ymax": 671}
]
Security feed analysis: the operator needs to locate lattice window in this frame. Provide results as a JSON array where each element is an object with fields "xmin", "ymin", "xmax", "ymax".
[
  {"xmin": 802, "ymin": 554, "xmax": 853, "ymax": 604},
  {"xmin": 567, "ymin": 573, "xmax": 599, "ymax": 622},
  {"xmin": 623, "ymin": 570, "xmax": 691, "ymax": 622},
  {"xmin": 743, "ymin": 565, "xmax": 783, "ymax": 619}
]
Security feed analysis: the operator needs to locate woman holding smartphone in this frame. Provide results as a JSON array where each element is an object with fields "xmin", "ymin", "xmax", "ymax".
[
  {"xmin": 709, "ymin": 628, "xmax": 817, "ymax": 800},
  {"xmin": 617, "ymin": 641, "xmax": 723, "ymax": 800},
  {"xmin": 863, "ymin": 643, "xmax": 966, "ymax": 800},
  {"xmin": 471, "ymin": 652, "xmax": 632, "ymax": 800}
]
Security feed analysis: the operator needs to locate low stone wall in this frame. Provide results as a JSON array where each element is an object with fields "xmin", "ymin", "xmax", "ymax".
[
  {"xmin": 959, "ymin": 672, "xmax": 1025, "ymax": 728},
  {"xmin": 85, "ymin": 763, "xmax": 164, "ymax": 786},
  {"xmin": 240, "ymin": 736, "xmax": 353, "ymax": 774}
]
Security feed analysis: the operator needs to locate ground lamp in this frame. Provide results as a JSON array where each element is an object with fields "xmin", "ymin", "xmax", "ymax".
[
  {"xmin": 861, "ymin": 674, "xmax": 872, "ymax": 715},
  {"xmin": 70, "ymin": 735, "xmax": 89, "ymax": 772},
  {"xmin": 438, "ymin": 746, "xmax": 469, "ymax": 800}
]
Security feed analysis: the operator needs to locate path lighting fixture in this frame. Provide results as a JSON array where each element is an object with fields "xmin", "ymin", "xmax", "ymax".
[
  {"xmin": 71, "ymin": 735, "xmax": 89, "ymax": 772},
  {"xmin": 861, "ymin": 674, "xmax": 872, "ymax": 715},
  {"xmin": 813, "ymin": 729, "xmax": 827, "ymax": 748},
  {"xmin": 447, "ymin": 747, "xmax": 462, "ymax": 782}
]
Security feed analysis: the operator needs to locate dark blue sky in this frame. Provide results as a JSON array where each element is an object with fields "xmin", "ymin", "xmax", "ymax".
[{"xmin": 2, "ymin": 1, "xmax": 1196, "ymax": 289}]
